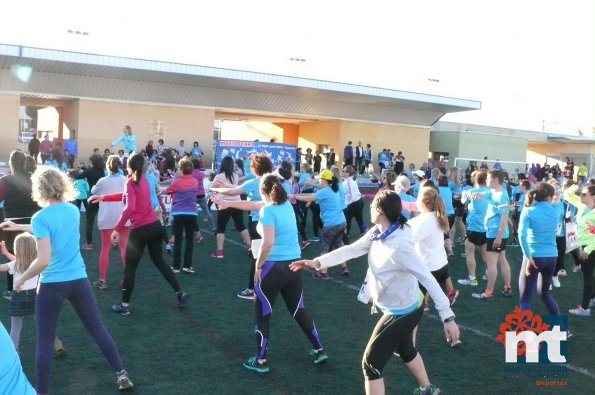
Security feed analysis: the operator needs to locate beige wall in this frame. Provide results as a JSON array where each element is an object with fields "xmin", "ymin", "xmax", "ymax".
[
  {"xmin": 77, "ymin": 100, "xmax": 215, "ymax": 165},
  {"xmin": 0, "ymin": 93, "xmax": 21, "ymax": 163},
  {"xmin": 299, "ymin": 120, "xmax": 341, "ymax": 160},
  {"xmin": 340, "ymin": 121, "xmax": 430, "ymax": 169},
  {"xmin": 220, "ymin": 121, "xmax": 283, "ymax": 143}
]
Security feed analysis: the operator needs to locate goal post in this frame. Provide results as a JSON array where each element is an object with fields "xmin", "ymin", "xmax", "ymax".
[{"xmin": 453, "ymin": 157, "xmax": 528, "ymax": 178}]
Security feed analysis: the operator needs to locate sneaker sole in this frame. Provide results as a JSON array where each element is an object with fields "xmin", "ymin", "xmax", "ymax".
[
  {"xmin": 314, "ymin": 355, "xmax": 328, "ymax": 364},
  {"xmin": 237, "ymin": 294, "xmax": 255, "ymax": 300},
  {"xmin": 243, "ymin": 363, "xmax": 269, "ymax": 373}
]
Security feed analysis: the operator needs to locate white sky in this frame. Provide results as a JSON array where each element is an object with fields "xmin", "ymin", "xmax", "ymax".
[{"xmin": 1, "ymin": 0, "xmax": 592, "ymax": 133}]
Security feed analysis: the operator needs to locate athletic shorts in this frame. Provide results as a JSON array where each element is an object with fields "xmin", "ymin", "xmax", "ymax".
[
  {"xmin": 466, "ymin": 231, "xmax": 487, "ymax": 246},
  {"xmin": 486, "ymin": 237, "xmax": 508, "ymax": 253}
]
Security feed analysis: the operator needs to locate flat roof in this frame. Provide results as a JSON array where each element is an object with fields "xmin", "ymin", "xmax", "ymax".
[{"xmin": 0, "ymin": 44, "xmax": 481, "ymax": 126}]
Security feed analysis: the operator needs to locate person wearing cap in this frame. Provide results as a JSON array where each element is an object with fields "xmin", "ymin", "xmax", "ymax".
[
  {"xmin": 291, "ymin": 169, "xmax": 347, "ymax": 279},
  {"xmin": 412, "ymin": 170, "xmax": 426, "ymax": 199}
]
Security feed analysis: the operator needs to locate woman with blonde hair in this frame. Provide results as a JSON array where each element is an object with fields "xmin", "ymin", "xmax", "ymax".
[
  {"xmin": 1, "ymin": 166, "xmax": 133, "ymax": 393},
  {"xmin": 411, "ymin": 186, "xmax": 460, "ymax": 309},
  {"xmin": 394, "ymin": 174, "xmax": 418, "ymax": 219}
]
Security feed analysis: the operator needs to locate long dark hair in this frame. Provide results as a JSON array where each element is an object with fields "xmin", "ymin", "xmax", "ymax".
[
  {"xmin": 127, "ymin": 153, "xmax": 144, "ymax": 184},
  {"xmin": 260, "ymin": 174, "xmax": 287, "ymax": 205},
  {"xmin": 277, "ymin": 161, "xmax": 293, "ymax": 181},
  {"xmin": 525, "ymin": 182, "xmax": 554, "ymax": 207},
  {"xmin": 372, "ymin": 190, "xmax": 408, "ymax": 229},
  {"xmin": 8, "ymin": 150, "xmax": 27, "ymax": 177},
  {"xmin": 219, "ymin": 156, "xmax": 235, "ymax": 183},
  {"xmin": 329, "ymin": 176, "xmax": 339, "ymax": 192}
]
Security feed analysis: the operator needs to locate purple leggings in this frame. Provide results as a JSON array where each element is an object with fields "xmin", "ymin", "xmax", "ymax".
[
  {"xmin": 35, "ymin": 278, "xmax": 124, "ymax": 394},
  {"xmin": 518, "ymin": 256, "xmax": 559, "ymax": 315}
]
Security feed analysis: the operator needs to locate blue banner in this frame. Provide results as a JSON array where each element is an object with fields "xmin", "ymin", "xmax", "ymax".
[{"xmin": 214, "ymin": 140, "xmax": 296, "ymax": 172}]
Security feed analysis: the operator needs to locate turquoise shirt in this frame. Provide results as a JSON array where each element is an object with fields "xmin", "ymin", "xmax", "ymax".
[
  {"xmin": 145, "ymin": 171, "xmax": 159, "ymax": 208},
  {"xmin": 484, "ymin": 190, "xmax": 510, "ymax": 239},
  {"xmin": 439, "ymin": 186, "xmax": 454, "ymax": 215},
  {"xmin": 0, "ymin": 326, "xmax": 35, "ymax": 394},
  {"xmin": 315, "ymin": 186, "xmax": 346, "ymax": 227},
  {"xmin": 73, "ymin": 179, "xmax": 90, "ymax": 200},
  {"xmin": 258, "ymin": 201, "xmax": 301, "ymax": 261},
  {"xmin": 465, "ymin": 186, "xmax": 490, "ymax": 232},
  {"xmin": 31, "ymin": 202, "xmax": 87, "ymax": 283},
  {"xmin": 518, "ymin": 201, "xmax": 558, "ymax": 258},
  {"xmin": 240, "ymin": 177, "xmax": 262, "ymax": 220}
]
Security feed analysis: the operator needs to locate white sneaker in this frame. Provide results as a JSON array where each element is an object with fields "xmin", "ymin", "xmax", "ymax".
[
  {"xmin": 552, "ymin": 276, "xmax": 561, "ymax": 288},
  {"xmin": 557, "ymin": 269, "xmax": 567, "ymax": 277}
]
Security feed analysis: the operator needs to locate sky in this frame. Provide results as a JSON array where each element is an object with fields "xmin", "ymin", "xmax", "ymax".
[{"xmin": 1, "ymin": 0, "xmax": 592, "ymax": 134}]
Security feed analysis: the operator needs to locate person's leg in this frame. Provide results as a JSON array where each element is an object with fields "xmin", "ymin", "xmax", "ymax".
[
  {"xmin": 10, "ymin": 315, "xmax": 24, "ymax": 351},
  {"xmin": 98, "ymin": 229, "xmax": 112, "ymax": 281},
  {"xmin": 497, "ymin": 250, "xmax": 512, "ymax": 289},
  {"xmin": 299, "ymin": 200, "xmax": 309, "ymax": 234},
  {"xmin": 215, "ymin": 208, "xmax": 232, "ymax": 251},
  {"xmin": 519, "ymin": 257, "xmax": 539, "ymax": 311},
  {"xmin": 118, "ymin": 227, "xmax": 130, "ymax": 267},
  {"xmin": 68, "ymin": 279, "xmax": 125, "ymax": 371},
  {"xmin": 312, "ymin": 203, "xmax": 322, "ymax": 236},
  {"xmin": 146, "ymin": 222, "xmax": 182, "ymax": 293},
  {"xmin": 579, "ymin": 252, "xmax": 595, "ymax": 309},
  {"xmin": 293, "ymin": 203, "xmax": 308, "ymax": 242},
  {"xmin": 197, "ymin": 196, "xmax": 215, "ymax": 230},
  {"xmin": 353, "ymin": 198, "xmax": 367, "ymax": 233},
  {"xmin": 121, "ymin": 227, "xmax": 146, "ymax": 305},
  {"xmin": 246, "ymin": 218, "xmax": 260, "ymax": 290},
  {"xmin": 555, "ymin": 237, "xmax": 566, "ymax": 276},
  {"xmin": 484, "ymin": 251, "xmax": 498, "ymax": 294},
  {"xmin": 35, "ymin": 282, "xmax": 66, "ymax": 394},
  {"xmin": 464, "ymin": 240, "xmax": 477, "ymax": 278},
  {"xmin": 172, "ymin": 216, "xmax": 184, "ymax": 269},
  {"xmin": 279, "ymin": 262, "xmax": 323, "ymax": 350},
  {"xmin": 85, "ymin": 204, "xmax": 99, "ymax": 245},
  {"xmin": 183, "ymin": 216, "xmax": 196, "ymax": 269},
  {"xmin": 534, "ymin": 257, "xmax": 560, "ymax": 315},
  {"xmin": 253, "ymin": 262, "xmax": 282, "ymax": 361}
]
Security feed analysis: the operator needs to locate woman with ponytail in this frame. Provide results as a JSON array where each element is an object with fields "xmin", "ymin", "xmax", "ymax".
[
  {"xmin": 342, "ymin": 165, "xmax": 368, "ymax": 244},
  {"xmin": 236, "ymin": 174, "xmax": 327, "ymax": 372},
  {"xmin": 89, "ymin": 153, "xmax": 189, "ymax": 315},
  {"xmin": 518, "ymin": 183, "xmax": 561, "ymax": 318},
  {"xmin": 292, "ymin": 169, "xmax": 348, "ymax": 279},
  {"xmin": 411, "ymin": 186, "xmax": 460, "ymax": 310},
  {"xmin": 290, "ymin": 190, "xmax": 460, "ymax": 395}
]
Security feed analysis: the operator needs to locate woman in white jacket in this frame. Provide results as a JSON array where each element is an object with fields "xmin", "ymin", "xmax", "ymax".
[{"xmin": 290, "ymin": 190, "xmax": 460, "ymax": 395}]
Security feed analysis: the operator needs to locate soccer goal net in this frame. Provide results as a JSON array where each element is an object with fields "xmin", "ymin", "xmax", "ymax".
[{"xmin": 453, "ymin": 157, "xmax": 528, "ymax": 178}]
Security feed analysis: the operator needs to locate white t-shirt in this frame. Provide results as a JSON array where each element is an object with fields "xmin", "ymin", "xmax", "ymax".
[
  {"xmin": 408, "ymin": 211, "xmax": 448, "ymax": 272},
  {"xmin": 7, "ymin": 261, "xmax": 38, "ymax": 291}
]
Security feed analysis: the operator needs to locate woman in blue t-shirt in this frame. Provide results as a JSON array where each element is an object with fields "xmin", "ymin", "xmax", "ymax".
[
  {"xmin": 0, "ymin": 166, "xmax": 133, "ymax": 393},
  {"xmin": 293, "ymin": 169, "xmax": 347, "ymax": 279}
]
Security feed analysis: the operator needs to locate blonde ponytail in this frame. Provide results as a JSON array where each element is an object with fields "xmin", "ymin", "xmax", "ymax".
[{"xmin": 419, "ymin": 187, "xmax": 449, "ymax": 232}]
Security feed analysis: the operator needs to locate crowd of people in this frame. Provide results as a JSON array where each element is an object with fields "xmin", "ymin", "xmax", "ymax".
[{"xmin": 1, "ymin": 131, "xmax": 593, "ymax": 394}]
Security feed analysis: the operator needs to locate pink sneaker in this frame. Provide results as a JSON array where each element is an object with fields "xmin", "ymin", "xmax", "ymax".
[{"xmin": 211, "ymin": 250, "xmax": 224, "ymax": 259}]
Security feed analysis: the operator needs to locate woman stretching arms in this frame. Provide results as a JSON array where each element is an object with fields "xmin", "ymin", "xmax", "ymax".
[{"xmin": 290, "ymin": 190, "xmax": 459, "ymax": 395}]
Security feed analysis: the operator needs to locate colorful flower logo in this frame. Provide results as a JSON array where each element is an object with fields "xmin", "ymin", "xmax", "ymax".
[{"xmin": 496, "ymin": 306, "xmax": 551, "ymax": 356}]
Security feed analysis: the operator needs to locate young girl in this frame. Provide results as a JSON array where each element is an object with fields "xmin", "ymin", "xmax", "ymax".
[{"xmin": 0, "ymin": 234, "xmax": 65, "ymax": 356}]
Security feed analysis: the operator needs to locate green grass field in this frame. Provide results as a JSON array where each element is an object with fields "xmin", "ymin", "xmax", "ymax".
[{"xmin": 1, "ymin": 202, "xmax": 593, "ymax": 394}]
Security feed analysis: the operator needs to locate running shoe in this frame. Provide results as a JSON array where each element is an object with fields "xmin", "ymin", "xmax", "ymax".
[
  {"xmin": 447, "ymin": 252, "xmax": 454, "ymax": 261},
  {"xmin": 557, "ymin": 269, "xmax": 567, "ymax": 277},
  {"xmin": 423, "ymin": 301, "xmax": 430, "ymax": 312},
  {"xmin": 460, "ymin": 252, "xmax": 466, "ymax": 258},
  {"xmin": 170, "ymin": 267, "xmax": 181, "ymax": 274},
  {"xmin": 310, "ymin": 236, "xmax": 320, "ymax": 242},
  {"xmin": 93, "ymin": 280, "xmax": 109, "ymax": 290},
  {"xmin": 54, "ymin": 344, "xmax": 66, "ymax": 358},
  {"xmin": 552, "ymin": 276, "xmax": 561, "ymax": 288},
  {"xmin": 340, "ymin": 266, "xmax": 350, "ymax": 276},
  {"xmin": 82, "ymin": 243, "xmax": 94, "ymax": 250},
  {"xmin": 472, "ymin": 291, "xmax": 494, "ymax": 301},
  {"xmin": 182, "ymin": 267, "xmax": 195, "ymax": 274},
  {"xmin": 301, "ymin": 240, "xmax": 311, "ymax": 249},
  {"xmin": 501, "ymin": 286, "xmax": 513, "ymax": 297},
  {"xmin": 447, "ymin": 289, "xmax": 460, "ymax": 306},
  {"xmin": 116, "ymin": 370, "xmax": 134, "ymax": 390},
  {"xmin": 194, "ymin": 235, "xmax": 204, "ymax": 244},
  {"xmin": 2, "ymin": 290, "xmax": 12, "ymax": 300},
  {"xmin": 243, "ymin": 356, "xmax": 269, "ymax": 373},
  {"xmin": 413, "ymin": 384, "xmax": 443, "ymax": 394},
  {"xmin": 112, "ymin": 304, "xmax": 130, "ymax": 316},
  {"xmin": 311, "ymin": 349, "xmax": 329, "ymax": 364},
  {"xmin": 457, "ymin": 276, "xmax": 478, "ymax": 286},
  {"xmin": 177, "ymin": 291, "xmax": 189, "ymax": 308},
  {"xmin": 237, "ymin": 288, "xmax": 255, "ymax": 300},
  {"xmin": 313, "ymin": 271, "xmax": 330, "ymax": 280},
  {"xmin": 211, "ymin": 250, "xmax": 224, "ymax": 259},
  {"xmin": 568, "ymin": 305, "xmax": 590, "ymax": 317},
  {"xmin": 572, "ymin": 264, "xmax": 581, "ymax": 273}
]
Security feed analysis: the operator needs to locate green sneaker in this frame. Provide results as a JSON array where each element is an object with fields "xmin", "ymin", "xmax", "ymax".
[
  {"xmin": 413, "ymin": 384, "xmax": 443, "ymax": 394},
  {"xmin": 310, "ymin": 349, "xmax": 328, "ymax": 364},
  {"xmin": 243, "ymin": 356, "xmax": 269, "ymax": 373}
]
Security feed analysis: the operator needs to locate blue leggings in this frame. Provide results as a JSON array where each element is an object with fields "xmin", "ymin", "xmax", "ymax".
[
  {"xmin": 518, "ymin": 257, "xmax": 559, "ymax": 315},
  {"xmin": 35, "ymin": 278, "xmax": 124, "ymax": 394}
]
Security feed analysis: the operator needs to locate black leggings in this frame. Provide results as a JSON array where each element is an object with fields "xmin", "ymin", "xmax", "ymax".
[
  {"xmin": 122, "ymin": 221, "xmax": 180, "ymax": 304},
  {"xmin": 254, "ymin": 260, "xmax": 323, "ymax": 360},
  {"xmin": 555, "ymin": 236, "xmax": 581, "ymax": 275},
  {"xmin": 300, "ymin": 201, "xmax": 322, "ymax": 237},
  {"xmin": 291, "ymin": 203, "xmax": 308, "ymax": 241},
  {"xmin": 216, "ymin": 207, "xmax": 246, "ymax": 234},
  {"xmin": 343, "ymin": 198, "xmax": 366, "ymax": 244},
  {"xmin": 363, "ymin": 303, "xmax": 424, "ymax": 380},
  {"xmin": 85, "ymin": 203, "xmax": 99, "ymax": 244},
  {"xmin": 172, "ymin": 214, "xmax": 198, "ymax": 269}
]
